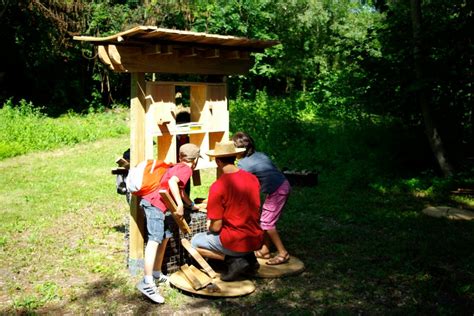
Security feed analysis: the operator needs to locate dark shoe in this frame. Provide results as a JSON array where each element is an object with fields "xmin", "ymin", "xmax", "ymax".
[
  {"xmin": 220, "ymin": 256, "xmax": 249, "ymax": 282},
  {"xmin": 243, "ymin": 252, "xmax": 260, "ymax": 275}
]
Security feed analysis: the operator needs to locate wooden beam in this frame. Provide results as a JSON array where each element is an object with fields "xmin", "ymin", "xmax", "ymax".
[
  {"xmin": 105, "ymin": 45, "xmax": 251, "ymax": 75},
  {"xmin": 160, "ymin": 44, "xmax": 173, "ymax": 55},
  {"xmin": 107, "ymin": 45, "xmax": 126, "ymax": 71},
  {"xmin": 204, "ymin": 48, "xmax": 220, "ymax": 58},
  {"xmin": 159, "ymin": 190, "xmax": 192, "ymax": 234},
  {"xmin": 108, "ymin": 44, "xmax": 121, "ymax": 64},
  {"xmin": 142, "ymin": 44, "xmax": 173, "ymax": 55},
  {"xmin": 239, "ymin": 51, "xmax": 250, "ymax": 60},
  {"xmin": 129, "ymin": 73, "xmax": 147, "ymax": 262},
  {"xmin": 97, "ymin": 45, "xmax": 114, "ymax": 70},
  {"xmin": 221, "ymin": 50, "xmax": 249, "ymax": 60},
  {"xmin": 180, "ymin": 47, "xmax": 198, "ymax": 57}
]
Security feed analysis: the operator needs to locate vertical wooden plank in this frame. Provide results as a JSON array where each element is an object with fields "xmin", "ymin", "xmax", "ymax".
[
  {"xmin": 129, "ymin": 72, "xmax": 146, "ymax": 272},
  {"xmin": 208, "ymin": 131, "xmax": 226, "ymax": 178},
  {"xmin": 190, "ymin": 86, "xmax": 210, "ymax": 167},
  {"xmin": 190, "ymin": 85, "xmax": 208, "ymax": 124},
  {"xmin": 144, "ymin": 82, "xmax": 155, "ymax": 160},
  {"xmin": 207, "ymin": 83, "xmax": 228, "ymax": 179},
  {"xmin": 208, "ymin": 84, "xmax": 229, "ymax": 133},
  {"xmin": 150, "ymin": 83, "xmax": 177, "ymax": 162},
  {"xmin": 208, "ymin": 131, "xmax": 226, "ymax": 148},
  {"xmin": 189, "ymin": 132, "xmax": 208, "ymax": 170},
  {"xmin": 157, "ymin": 134, "xmax": 175, "ymax": 162}
]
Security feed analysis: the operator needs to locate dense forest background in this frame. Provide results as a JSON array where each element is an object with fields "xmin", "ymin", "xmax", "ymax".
[{"xmin": 0, "ymin": 0, "xmax": 472, "ymax": 175}]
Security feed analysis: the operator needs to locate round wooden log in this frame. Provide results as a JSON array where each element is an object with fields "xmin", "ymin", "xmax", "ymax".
[
  {"xmin": 169, "ymin": 271, "xmax": 255, "ymax": 297},
  {"xmin": 255, "ymin": 255, "xmax": 305, "ymax": 278},
  {"xmin": 423, "ymin": 206, "xmax": 474, "ymax": 221}
]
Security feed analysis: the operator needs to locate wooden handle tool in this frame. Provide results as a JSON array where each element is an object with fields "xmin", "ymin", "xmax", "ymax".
[{"xmin": 159, "ymin": 189, "xmax": 192, "ymax": 234}]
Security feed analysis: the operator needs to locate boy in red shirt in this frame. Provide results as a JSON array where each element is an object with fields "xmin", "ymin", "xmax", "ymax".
[
  {"xmin": 191, "ymin": 141, "xmax": 263, "ymax": 281},
  {"xmin": 136, "ymin": 143, "xmax": 201, "ymax": 303}
]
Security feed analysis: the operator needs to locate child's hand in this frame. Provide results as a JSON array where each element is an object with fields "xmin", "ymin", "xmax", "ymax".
[{"xmin": 195, "ymin": 203, "xmax": 207, "ymax": 212}]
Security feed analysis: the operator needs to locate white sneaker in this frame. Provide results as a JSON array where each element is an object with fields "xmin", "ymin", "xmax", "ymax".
[
  {"xmin": 153, "ymin": 272, "xmax": 169, "ymax": 284},
  {"xmin": 136, "ymin": 279, "xmax": 165, "ymax": 304}
]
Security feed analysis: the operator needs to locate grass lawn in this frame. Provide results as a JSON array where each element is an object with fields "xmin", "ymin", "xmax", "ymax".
[{"xmin": 1, "ymin": 135, "xmax": 473, "ymax": 314}]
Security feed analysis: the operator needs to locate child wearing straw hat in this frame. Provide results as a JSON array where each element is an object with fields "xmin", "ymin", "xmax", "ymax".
[{"xmin": 191, "ymin": 140, "xmax": 263, "ymax": 281}]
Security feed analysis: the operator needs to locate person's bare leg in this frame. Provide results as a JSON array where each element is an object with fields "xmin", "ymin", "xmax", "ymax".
[
  {"xmin": 153, "ymin": 237, "xmax": 169, "ymax": 272},
  {"xmin": 255, "ymin": 233, "xmax": 272, "ymax": 258},
  {"xmin": 266, "ymin": 228, "xmax": 288, "ymax": 258},
  {"xmin": 144, "ymin": 240, "xmax": 159, "ymax": 276},
  {"xmin": 196, "ymin": 247, "xmax": 225, "ymax": 260}
]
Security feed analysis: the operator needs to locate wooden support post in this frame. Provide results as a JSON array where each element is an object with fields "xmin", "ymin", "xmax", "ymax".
[
  {"xmin": 129, "ymin": 72, "xmax": 146, "ymax": 274},
  {"xmin": 159, "ymin": 190, "xmax": 192, "ymax": 234}
]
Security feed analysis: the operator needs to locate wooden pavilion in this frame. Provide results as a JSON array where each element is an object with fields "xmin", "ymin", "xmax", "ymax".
[{"xmin": 74, "ymin": 26, "xmax": 278, "ymax": 273}]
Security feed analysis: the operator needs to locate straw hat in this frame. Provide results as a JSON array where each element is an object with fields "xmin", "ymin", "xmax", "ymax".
[{"xmin": 206, "ymin": 141, "xmax": 246, "ymax": 157}]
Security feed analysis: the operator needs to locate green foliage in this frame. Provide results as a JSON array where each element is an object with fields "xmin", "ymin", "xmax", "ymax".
[
  {"xmin": 0, "ymin": 1, "xmax": 90, "ymax": 114},
  {"xmin": 1, "ymin": 0, "xmax": 472, "ymax": 171},
  {"xmin": 359, "ymin": 0, "xmax": 473, "ymax": 162},
  {"xmin": 230, "ymin": 91, "xmax": 428, "ymax": 177},
  {"xmin": 0, "ymin": 99, "xmax": 129, "ymax": 160}
]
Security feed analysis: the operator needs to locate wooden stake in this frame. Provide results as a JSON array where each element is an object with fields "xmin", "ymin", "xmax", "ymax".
[{"xmin": 159, "ymin": 190, "xmax": 192, "ymax": 234}]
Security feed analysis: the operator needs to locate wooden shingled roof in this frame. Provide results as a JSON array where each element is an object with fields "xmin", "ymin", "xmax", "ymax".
[{"xmin": 74, "ymin": 26, "xmax": 279, "ymax": 75}]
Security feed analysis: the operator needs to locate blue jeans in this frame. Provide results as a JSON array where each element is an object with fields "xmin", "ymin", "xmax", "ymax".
[
  {"xmin": 140, "ymin": 199, "xmax": 174, "ymax": 243},
  {"xmin": 191, "ymin": 231, "xmax": 252, "ymax": 257}
]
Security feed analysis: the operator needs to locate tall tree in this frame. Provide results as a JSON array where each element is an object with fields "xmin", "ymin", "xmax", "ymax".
[{"xmin": 410, "ymin": 0, "xmax": 454, "ymax": 176}]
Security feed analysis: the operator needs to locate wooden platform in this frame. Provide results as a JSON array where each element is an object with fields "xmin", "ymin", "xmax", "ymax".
[
  {"xmin": 255, "ymin": 255, "xmax": 305, "ymax": 278},
  {"xmin": 423, "ymin": 206, "xmax": 474, "ymax": 221},
  {"xmin": 169, "ymin": 270, "xmax": 255, "ymax": 297}
]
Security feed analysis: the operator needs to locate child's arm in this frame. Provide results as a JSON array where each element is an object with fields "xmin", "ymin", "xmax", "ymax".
[
  {"xmin": 168, "ymin": 176, "xmax": 184, "ymax": 216},
  {"xmin": 181, "ymin": 191, "xmax": 194, "ymax": 208},
  {"xmin": 208, "ymin": 219, "xmax": 222, "ymax": 233}
]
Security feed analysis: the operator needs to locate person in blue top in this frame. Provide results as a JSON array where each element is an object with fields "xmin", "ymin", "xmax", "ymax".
[{"xmin": 232, "ymin": 131, "xmax": 291, "ymax": 265}]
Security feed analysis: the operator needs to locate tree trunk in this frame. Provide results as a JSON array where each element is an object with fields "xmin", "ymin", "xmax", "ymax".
[{"xmin": 410, "ymin": 0, "xmax": 454, "ymax": 177}]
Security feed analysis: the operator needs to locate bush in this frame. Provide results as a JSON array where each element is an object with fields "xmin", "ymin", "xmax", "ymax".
[{"xmin": 0, "ymin": 99, "xmax": 129, "ymax": 160}]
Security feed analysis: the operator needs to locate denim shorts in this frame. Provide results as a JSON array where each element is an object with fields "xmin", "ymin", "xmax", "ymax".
[
  {"xmin": 140, "ymin": 199, "xmax": 174, "ymax": 243},
  {"xmin": 191, "ymin": 231, "xmax": 251, "ymax": 257}
]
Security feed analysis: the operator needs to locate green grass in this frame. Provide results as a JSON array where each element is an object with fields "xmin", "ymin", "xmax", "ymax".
[{"xmin": 1, "ymin": 133, "xmax": 472, "ymax": 314}]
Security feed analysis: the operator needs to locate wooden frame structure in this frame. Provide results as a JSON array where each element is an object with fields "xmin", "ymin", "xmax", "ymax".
[{"xmin": 74, "ymin": 26, "xmax": 278, "ymax": 273}]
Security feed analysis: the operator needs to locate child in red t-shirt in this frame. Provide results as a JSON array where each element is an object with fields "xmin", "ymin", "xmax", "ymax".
[
  {"xmin": 136, "ymin": 143, "xmax": 201, "ymax": 303},
  {"xmin": 191, "ymin": 141, "xmax": 263, "ymax": 281}
]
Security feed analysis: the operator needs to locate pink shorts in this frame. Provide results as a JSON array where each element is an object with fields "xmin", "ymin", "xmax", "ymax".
[{"xmin": 260, "ymin": 180, "xmax": 291, "ymax": 230}]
